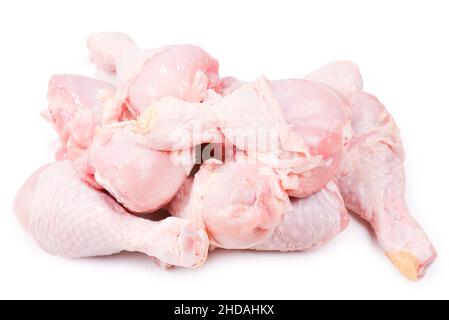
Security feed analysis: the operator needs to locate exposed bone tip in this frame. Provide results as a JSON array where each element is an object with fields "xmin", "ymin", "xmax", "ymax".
[
  {"xmin": 132, "ymin": 106, "xmax": 158, "ymax": 134},
  {"xmin": 386, "ymin": 251, "xmax": 420, "ymax": 281}
]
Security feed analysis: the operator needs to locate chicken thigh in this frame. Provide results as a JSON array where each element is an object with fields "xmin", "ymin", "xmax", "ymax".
[
  {"xmin": 14, "ymin": 161, "xmax": 209, "ymax": 268},
  {"xmin": 87, "ymin": 32, "xmax": 220, "ymax": 121}
]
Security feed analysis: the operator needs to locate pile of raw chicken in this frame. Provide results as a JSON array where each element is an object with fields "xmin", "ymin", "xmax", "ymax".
[{"xmin": 15, "ymin": 33, "xmax": 436, "ymax": 280}]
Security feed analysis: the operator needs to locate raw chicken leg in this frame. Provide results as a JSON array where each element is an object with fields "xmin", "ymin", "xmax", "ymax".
[
  {"xmin": 43, "ymin": 75, "xmax": 117, "ymax": 160},
  {"xmin": 253, "ymin": 180, "xmax": 349, "ymax": 251},
  {"xmin": 337, "ymin": 92, "xmax": 436, "ymax": 280},
  {"xmin": 169, "ymin": 160, "xmax": 290, "ymax": 249},
  {"xmin": 86, "ymin": 125, "xmax": 194, "ymax": 213},
  {"xmin": 43, "ymin": 74, "xmax": 194, "ymax": 210},
  {"xmin": 14, "ymin": 33, "xmax": 438, "ymax": 277},
  {"xmin": 87, "ymin": 32, "xmax": 220, "ymax": 120},
  {"xmin": 307, "ymin": 61, "xmax": 436, "ymax": 279},
  {"xmin": 263, "ymin": 78, "xmax": 351, "ymax": 197},
  {"xmin": 131, "ymin": 95, "xmax": 223, "ymax": 151},
  {"xmin": 135, "ymin": 76, "xmax": 350, "ymax": 197},
  {"xmin": 14, "ymin": 161, "xmax": 209, "ymax": 268}
]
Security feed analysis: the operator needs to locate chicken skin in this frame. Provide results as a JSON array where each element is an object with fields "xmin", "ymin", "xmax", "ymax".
[
  {"xmin": 306, "ymin": 61, "xmax": 436, "ymax": 279},
  {"xmin": 86, "ymin": 125, "xmax": 193, "ymax": 213},
  {"xmin": 87, "ymin": 32, "xmax": 220, "ymax": 121},
  {"xmin": 44, "ymin": 74, "xmax": 117, "ymax": 160},
  {"xmin": 253, "ymin": 180, "xmax": 349, "ymax": 251},
  {"xmin": 169, "ymin": 160, "xmax": 290, "ymax": 249},
  {"xmin": 13, "ymin": 33, "xmax": 436, "ymax": 279},
  {"xmin": 14, "ymin": 161, "xmax": 209, "ymax": 268},
  {"xmin": 131, "ymin": 76, "xmax": 350, "ymax": 198},
  {"xmin": 338, "ymin": 92, "xmax": 436, "ymax": 280}
]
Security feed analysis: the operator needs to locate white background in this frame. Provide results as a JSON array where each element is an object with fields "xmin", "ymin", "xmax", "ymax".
[{"xmin": 1, "ymin": 0, "xmax": 448, "ymax": 300}]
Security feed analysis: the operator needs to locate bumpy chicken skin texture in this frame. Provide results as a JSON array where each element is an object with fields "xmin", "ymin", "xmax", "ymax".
[
  {"xmin": 14, "ymin": 36, "xmax": 436, "ymax": 279},
  {"xmin": 169, "ymin": 166, "xmax": 348, "ymax": 253},
  {"xmin": 306, "ymin": 61, "xmax": 436, "ymax": 279},
  {"xmin": 253, "ymin": 180, "xmax": 349, "ymax": 252},
  {"xmin": 14, "ymin": 161, "xmax": 209, "ymax": 268},
  {"xmin": 338, "ymin": 92, "xmax": 436, "ymax": 280}
]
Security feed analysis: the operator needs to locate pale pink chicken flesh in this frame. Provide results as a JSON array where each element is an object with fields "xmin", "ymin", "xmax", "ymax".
[
  {"xmin": 131, "ymin": 76, "xmax": 350, "ymax": 198},
  {"xmin": 14, "ymin": 161, "xmax": 209, "ymax": 268},
  {"xmin": 87, "ymin": 32, "xmax": 220, "ymax": 119},
  {"xmin": 253, "ymin": 180, "xmax": 349, "ymax": 251},
  {"xmin": 86, "ymin": 125, "xmax": 192, "ymax": 213},
  {"xmin": 306, "ymin": 61, "xmax": 436, "ymax": 279},
  {"xmin": 44, "ymin": 75, "xmax": 116, "ymax": 160},
  {"xmin": 169, "ymin": 160, "xmax": 290, "ymax": 249},
  {"xmin": 337, "ymin": 92, "xmax": 436, "ymax": 280},
  {"xmin": 44, "ymin": 75, "xmax": 196, "ymax": 211},
  {"xmin": 269, "ymin": 79, "xmax": 350, "ymax": 197},
  {"xmin": 14, "ymin": 34, "xmax": 437, "ymax": 279}
]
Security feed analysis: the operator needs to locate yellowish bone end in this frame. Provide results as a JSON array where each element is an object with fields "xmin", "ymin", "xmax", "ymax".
[
  {"xmin": 133, "ymin": 106, "xmax": 158, "ymax": 134},
  {"xmin": 386, "ymin": 251, "xmax": 420, "ymax": 281}
]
